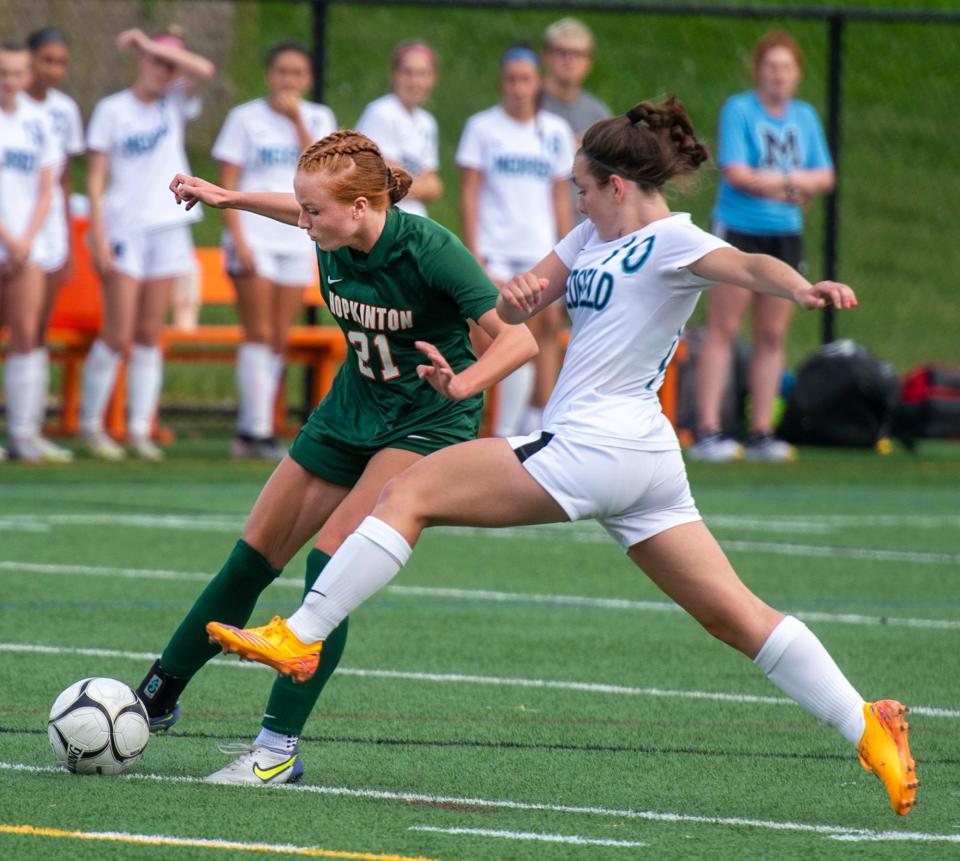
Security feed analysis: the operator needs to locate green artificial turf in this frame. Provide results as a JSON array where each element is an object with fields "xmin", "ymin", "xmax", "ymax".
[{"xmin": 0, "ymin": 439, "xmax": 958, "ymax": 859}]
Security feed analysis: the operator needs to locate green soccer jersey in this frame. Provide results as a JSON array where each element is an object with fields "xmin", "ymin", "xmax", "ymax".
[{"xmin": 302, "ymin": 207, "xmax": 500, "ymax": 449}]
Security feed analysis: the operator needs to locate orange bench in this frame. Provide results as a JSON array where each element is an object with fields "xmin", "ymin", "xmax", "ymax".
[{"xmin": 34, "ymin": 222, "xmax": 342, "ymax": 439}]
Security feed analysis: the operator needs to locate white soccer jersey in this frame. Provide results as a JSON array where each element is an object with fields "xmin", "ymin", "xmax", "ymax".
[
  {"xmin": 0, "ymin": 95, "xmax": 58, "ymax": 259},
  {"xmin": 23, "ymin": 89, "xmax": 84, "ymax": 268},
  {"xmin": 546, "ymin": 214, "xmax": 730, "ymax": 450},
  {"xmin": 87, "ymin": 79, "xmax": 202, "ymax": 233},
  {"xmin": 212, "ymin": 98, "xmax": 336, "ymax": 252},
  {"xmin": 356, "ymin": 93, "xmax": 438, "ymax": 217},
  {"xmin": 455, "ymin": 105, "xmax": 575, "ymax": 262}
]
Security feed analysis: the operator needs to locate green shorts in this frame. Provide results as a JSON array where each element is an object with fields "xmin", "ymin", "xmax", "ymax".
[{"xmin": 289, "ymin": 425, "xmax": 474, "ymax": 488}]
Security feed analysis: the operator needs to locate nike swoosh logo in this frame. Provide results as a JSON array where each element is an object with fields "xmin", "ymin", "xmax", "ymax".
[
  {"xmin": 327, "ymin": 276, "xmax": 343, "ymax": 283},
  {"xmin": 406, "ymin": 434, "xmax": 431, "ymax": 441},
  {"xmin": 253, "ymin": 754, "xmax": 297, "ymax": 782}
]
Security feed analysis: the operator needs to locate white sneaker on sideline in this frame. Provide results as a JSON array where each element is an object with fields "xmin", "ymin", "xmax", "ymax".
[
  {"xmin": 204, "ymin": 743, "xmax": 303, "ymax": 786},
  {"xmin": 33, "ymin": 436, "xmax": 74, "ymax": 463},
  {"xmin": 82, "ymin": 429, "xmax": 127, "ymax": 462},
  {"xmin": 744, "ymin": 433, "xmax": 796, "ymax": 463},
  {"xmin": 687, "ymin": 433, "xmax": 743, "ymax": 463},
  {"xmin": 8, "ymin": 436, "xmax": 42, "ymax": 463},
  {"xmin": 128, "ymin": 435, "xmax": 165, "ymax": 462}
]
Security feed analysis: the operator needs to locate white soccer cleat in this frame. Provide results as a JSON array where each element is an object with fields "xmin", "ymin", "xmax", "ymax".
[
  {"xmin": 204, "ymin": 743, "xmax": 304, "ymax": 786},
  {"xmin": 744, "ymin": 433, "xmax": 796, "ymax": 463},
  {"xmin": 32, "ymin": 436, "xmax": 75, "ymax": 463},
  {"xmin": 687, "ymin": 432, "xmax": 743, "ymax": 463},
  {"xmin": 82, "ymin": 429, "xmax": 127, "ymax": 462},
  {"xmin": 128, "ymin": 435, "xmax": 165, "ymax": 462},
  {"xmin": 8, "ymin": 436, "xmax": 43, "ymax": 463}
]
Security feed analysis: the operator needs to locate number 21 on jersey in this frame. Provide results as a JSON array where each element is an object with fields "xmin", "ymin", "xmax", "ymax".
[{"xmin": 348, "ymin": 331, "xmax": 401, "ymax": 381}]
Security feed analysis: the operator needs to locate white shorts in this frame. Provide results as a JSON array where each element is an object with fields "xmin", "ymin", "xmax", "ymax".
[
  {"xmin": 226, "ymin": 243, "xmax": 317, "ymax": 288},
  {"xmin": 37, "ymin": 214, "xmax": 69, "ymax": 273},
  {"xmin": 484, "ymin": 257, "xmax": 540, "ymax": 283},
  {"xmin": 109, "ymin": 223, "xmax": 197, "ymax": 282},
  {"xmin": 509, "ymin": 430, "xmax": 701, "ymax": 551}
]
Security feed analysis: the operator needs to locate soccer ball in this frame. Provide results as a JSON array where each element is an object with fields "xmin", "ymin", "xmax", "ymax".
[{"xmin": 48, "ymin": 677, "xmax": 150, "ymax": 774}]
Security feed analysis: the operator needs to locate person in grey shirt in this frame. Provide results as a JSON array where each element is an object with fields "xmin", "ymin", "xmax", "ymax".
[{"xmin": 541, "ymin": 18, "xmax": 610, "ymax": 150}]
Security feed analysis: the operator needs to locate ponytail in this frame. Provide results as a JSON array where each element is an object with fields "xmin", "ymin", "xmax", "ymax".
[{"xmin": 581, "ymin": 96, "xmax": 709, "ymax": 189}]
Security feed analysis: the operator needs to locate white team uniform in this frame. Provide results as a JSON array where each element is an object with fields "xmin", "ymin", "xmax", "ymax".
[
  {"xmin": 455, "ymin": 105, "xmax": 575, "ymax": 279},
  {"xmin": 86, "ymin": 79, "xmax": 202, "ymax": 281},
  {"xmin": 0, "ymin": 95, "xmax": 59, "ymax": 267},
  {"xmin": 356, "ymin": 93, "xmax": 438, "ymax": 218},
  {"xmin": 22, "ymin": 89, "xmax": 83, "ymax": 273},
  {"xmin": 511, "ymin": 214, "xmax": 730, "ymax": 549},
  {"xmin": 212, "ymin": 98, "xmax": 336, "ymax": 286}
]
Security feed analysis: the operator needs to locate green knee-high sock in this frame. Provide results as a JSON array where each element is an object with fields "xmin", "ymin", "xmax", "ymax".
[
  {"xmin": 262, "ymin": 548, "xmax": 349, "ymax": 735},
  {"xmin": 160, "ymin": 539, "xmax": 281, "ymax": 678}
]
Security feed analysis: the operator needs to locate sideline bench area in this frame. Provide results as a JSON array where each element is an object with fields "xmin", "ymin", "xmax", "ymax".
[{"xmin": 4, "ymin": 219, "xmax": 685, "ymax": 443}]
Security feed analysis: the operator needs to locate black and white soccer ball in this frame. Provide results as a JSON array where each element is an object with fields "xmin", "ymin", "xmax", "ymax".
[{"xmin": 48, "ymin": 678, "xmax": 150, "ymax": 774}]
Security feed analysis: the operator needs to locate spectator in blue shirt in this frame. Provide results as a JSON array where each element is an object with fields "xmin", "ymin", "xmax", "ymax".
[{"xmin": 692, "ymin": 31, "xmax": 835, "ymax": 463}]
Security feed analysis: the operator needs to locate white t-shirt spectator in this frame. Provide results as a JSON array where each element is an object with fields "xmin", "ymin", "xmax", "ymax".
[
  {"xmin": 356, "ymin": 93, "xmax": 438, "ymax": 218},
  {"xmin": 0, "ymin": 95, "xmax": 59, "ymax": 261},
  {"xmin": 212, "ymin": 97, "xmax": 336, "ymax": 253},
  {"xmin": 87, "ymin": 79, "xmax": 202, "ymax": 234},
  {"xmin": 456, "ymin": 105, "xmax": 575, "ymax": 263},
  {"xmin": 23, "ymin": 88, "xmax": 84, "ymax": 266}
]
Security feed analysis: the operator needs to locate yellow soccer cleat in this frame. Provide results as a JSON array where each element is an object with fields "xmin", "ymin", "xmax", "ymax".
[
  {"xmin": 206, "ymin": 616, "xmax": 322, "ymax": 683},
  {"xmin": 857, "ymin": 699, "xmax": 919, "ymax": 815}
]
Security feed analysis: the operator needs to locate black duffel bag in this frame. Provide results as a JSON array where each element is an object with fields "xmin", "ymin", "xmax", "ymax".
[{"xmin": 777, "ymin": 340, "xmax": 899, "ymax": 447}]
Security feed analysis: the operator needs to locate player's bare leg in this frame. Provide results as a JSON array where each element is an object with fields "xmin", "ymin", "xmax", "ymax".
[{"xmin": 628, "ymin": 520, "xmax": 917, "ymax": 814}]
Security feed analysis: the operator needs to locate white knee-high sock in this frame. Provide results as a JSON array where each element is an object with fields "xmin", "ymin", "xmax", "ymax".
[
  {"xmin": 287, "ymin": 516, "xmax": 412, "ymax": 643},
  {"xmin": 494, "ymin": 361, "xmax": 535, "ymax": 437},
  {"xmin": 5, "ymin": 351, "xmax": 40, "ymax": 440},
  {"xmin": 81, "ymin": 339, "xmax": 120, "ymax": 433},
  {"xmin": 754, "ymin": 615, "xmax": 866, "ymax": 746},
  {"xmin": 236, "ymin": 343, "xmax": 274, "ymax": 438},
  {"xmin": 267, "ymin": 352, "xmax": 284, "ymax": 437},
  {"xmin": 127, "ymin": 344, "xmax": 163, "ymax": 439},
  {"xmin": 34, "ymin": 347, "xmax": 50, "ymax": 433}
]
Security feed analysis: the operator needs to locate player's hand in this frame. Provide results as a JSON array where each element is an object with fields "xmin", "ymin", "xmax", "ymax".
[
  {"xmin": 271, "ymin": 93, "xmax": 302, "ymax": 122},
  {"xmin": 501, "ymin": 272, "xmax": 548, "ymax": 315},
  {"xmin": 170, "ymin": 174, "xmax": 228, "ymax": 211},
  {"xmin": 3, "ymin": 236, "xmax": 30, "ymax": 272},
  {"xmin": 90, "ymin": 238, "xmax": 114, "ymax": 278},
  {"xmin": 233, "ymin": 240, "xmax": 257, "ymax": 275},
  {"xmin": 797, "ymin": 280, "xmax": 857, "ymax": 310},
  {"xmin": 415, "ymin": 340, "xmax": 465, "ymax": 401},
  {"xmin": 116, "ymin": 28, "xmax": 148, "ymax": 52}
]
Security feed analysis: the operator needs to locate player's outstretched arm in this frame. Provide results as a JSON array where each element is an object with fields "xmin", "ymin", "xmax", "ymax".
[
  {"xmin": 169, "ymin": 174, "xmax": 301, "ymax": 225},
  {"xmin": 116, "ymin": 29, "xmax": 215, "ymax": 92},
  {"xmin": 497, "ymin": 251, "xmax": 570, "ymax": 323},
  {"xmin": 690, "ymin": 247, "xmax": 857, "ymax": 311},
  {"xmin": 415, "ymin": 309, "xmax": 537, "ymax": 401}
]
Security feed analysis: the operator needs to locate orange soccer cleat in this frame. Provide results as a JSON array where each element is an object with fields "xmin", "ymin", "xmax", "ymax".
[
  {"xmin": 857, "ymin": 699, "xmax": 920, "ymax": 815},
  {"xmin": 206, "ymin": 616, "xmax": 322, "ymax": 683}
]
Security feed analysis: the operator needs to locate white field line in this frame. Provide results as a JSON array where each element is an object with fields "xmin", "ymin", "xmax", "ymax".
[
  {"xmin": 3, "ymin": 511, "xmax": 960, "ymax": 534},
  {"xmin": 5, "ymin": 559, "xmax": 960, "ymax": 633},
  {"xmin": 1, "ymin": 641, "xmax": 957, "ymax": 719},
  {"xmin": 408, "ymin": 825, "xmax": 647, "ymax": 848},
  {"xmin": 3, "ymin": 511, "xmax": 960, "ymax": 564},
  {"xmin": 0, "ymin": 823, "xmax": 435, "ymax": 860},
  {"xmin": 4, "ymin": 761, "xmax": 959, "ymax": 845}
]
